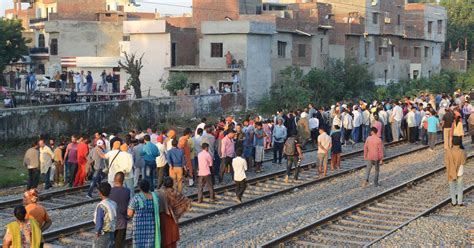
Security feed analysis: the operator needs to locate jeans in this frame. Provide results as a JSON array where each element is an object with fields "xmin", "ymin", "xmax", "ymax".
[
  {"xmin": 449, "ymin": 177, "xmax": 464, "ymax": 205},
  {"xmin": 86, "ymin": 82, "xmax": 92, "ymax": 93},
  {"xmin": 385, "ymin": 124, "xmax": 393, "ymax": 143},
  {"xmin": 273, "ymin": 142, "xmax": 283, "ymax": 163},
  {"xmin": 197, "ymin": 175, "xmax": 215, "ymax": 201},
  {"xmin": 124, "ymin": 177, "xmax": 134, "ymax": 198},
  {"xmin": 365, "ymin": 160, "xmax": 380, "ymax": 186},
  {"xmin": 87, "ymin": 170, "xmax": 104, "ymax": 197},
  {"xmin": 219, "ymin": 157, "xmax": 233, "ymax": 182},
  {"xmin": 27, "ymin": 168, "xmax": 40, "ymax": 190},
  {"xmin": 75, "ymin": 83, "xmax": 81, "ymax": 92},
  {"xmin": 157, "ymin": 166, "xmax": 166, "ymax": 189},
  {"xmin": 353, "ymin": 126, "xmax": 361, "ymax": 143},
  {"xmin": 408, "ymin": 126, "xmax": 417, "ymax": 143},
  {"xmin": 362, "ymin": 124, "xmax": 370, "ymax": 141},
  {"xmin": 41, "ymin": 167, "xmax": 52, "ymax": 189},
  {"xmin": 133, "ymin": 166, "xmax": 144, "ymax": 187},
  {"xmin": 93, "ymin": 232, "xmax": 114, "ymax": 248},
  {"xmin": 428, "ymin": 132, "xmax": 437, "ymax": 150},
  {"xmin": 286, "ymin": 156, "xmax": 300, "ymax": 179},
  {"xmin": 192, "ymin": 157, "xmax": 199, "ymax": 184},
  {"xmin": 61, "ymin": 80, "xmax": 66, "ymax": 91},
  {"xmin": 68, "ymin": 162, "xmax": 78, "ymax": 187},
  {"xmin": 144, "ymin": 160, "xmax": 157, "ymax": 189},
  {"xmin": 235, "ymin": 179, "xmax": 247, "ymax": 201},
  {"xmin": 114, "ymin": 229, "xmax": 126, "ymax": 248},
  {"xmin": 391, "ymin": 120, "xmax": 401, "ymax": 141}
]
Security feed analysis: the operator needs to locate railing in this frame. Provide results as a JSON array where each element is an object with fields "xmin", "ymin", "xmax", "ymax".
[
  {"xmin": 29, "ymin": 17, "xmax": 48, "ymax": 25},
  {"xmin": 29, "ymin": 47, "xmax": 49, "ymax": 54}
]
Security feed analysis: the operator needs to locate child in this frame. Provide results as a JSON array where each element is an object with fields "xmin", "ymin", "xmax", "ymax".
[
  {"xmin": 232, "ymin": 149, "xmax": 247, "ymax": 203},
  {"xmin": 93, "ymin": 182, "xmax": 117, "ymax": 248}
]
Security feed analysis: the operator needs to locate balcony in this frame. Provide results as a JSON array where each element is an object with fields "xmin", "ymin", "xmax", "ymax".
[
  {"xmin": 29, "ymin": 47, "xmax": 49, "ymax": 57},
  {"xmin": 29, "ymin": 17, "xmax": 48, "ymax": 29}
]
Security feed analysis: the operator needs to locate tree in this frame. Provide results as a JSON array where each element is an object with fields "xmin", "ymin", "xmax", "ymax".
[
  {"xmin": 161, "ymin": 72, "xmax": 189, "ymax": 96},
  {"xmin": 118, "ymin": 51, "xmax": 144, "ymax": 98},
  {"xmin": 440, "ymin": 0, "xmax": 474, "ymax": 60},
  {"xmin": 0, "ymin": 18, "xmax": 30, "ymax": 84}
]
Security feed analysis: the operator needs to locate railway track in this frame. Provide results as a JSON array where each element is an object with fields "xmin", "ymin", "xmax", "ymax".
[
  {"xmin": 260, "ymin": 155, "xmax": 474, "ymax": 248},
  {"xmin": 40, "ymin": 139, "xmax": 443, "ymax": 247}
]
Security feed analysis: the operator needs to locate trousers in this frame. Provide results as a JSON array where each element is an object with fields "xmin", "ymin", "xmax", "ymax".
[
  {"xmin": 197, "ymin": 175, "xmax": 215, "ymax": 201},
  {"xmin": 235, "ymin": 179, "xmax": 247, "ymax": 201},
  {"xmin": 27, "ymin": 168, "xmax": 40, "ymax": 190},
  {"xmin": 449, "ymin": 177, "xmax": 464, "ymax": 205},
  {"xmin": 365, "ymin": 160, "xmax": 380, "ymax": 186}
]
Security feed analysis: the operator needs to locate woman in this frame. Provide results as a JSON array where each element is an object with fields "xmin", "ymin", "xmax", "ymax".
[
  {"xmin": 330, "ymin": 125, "xmax": 342, "ymax": 170},
  {"xmin": 451, "ymin": 113, "xmax": 464, "ymax": 149},
  {"xmin": 158, "ymin": 177, "xmax": 192, "ymax": 248},
  {"xmin": 2, "ymin": 206, "xmax": 42, "ymax": 248},
  {"xmin": 128, "ymin": 180, "xmax": 161, "ymax": 248}
]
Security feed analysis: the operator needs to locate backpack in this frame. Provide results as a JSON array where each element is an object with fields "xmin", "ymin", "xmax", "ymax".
[{"xmin": 284, "ymin": 137, "xmax": 297, "ymax": 156}]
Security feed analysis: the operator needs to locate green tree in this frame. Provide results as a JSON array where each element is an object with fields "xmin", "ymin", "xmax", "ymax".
[
  {"xmin": 118, "ymin": 51, "xmax": 144, "ymax": 98},
  {"xmin": 0, "ymin": 18, "xmax": 30, "ymax": 84},
  {"xmin": 440, "ymin": 0, "xmax": 474, "ymax": 60},
  {"xmin": 161, "ymin": 72, "xmax": 189, "ymax": 96}
]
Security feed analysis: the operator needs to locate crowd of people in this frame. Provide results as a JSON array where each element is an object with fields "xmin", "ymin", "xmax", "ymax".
[{"xmin": 6, "ymin": 90, "xmax": 473, "ymax": 247}]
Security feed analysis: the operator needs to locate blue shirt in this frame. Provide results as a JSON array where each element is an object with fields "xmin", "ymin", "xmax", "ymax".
[
  {"xmin": 254, "ymin": 129, "xmax": 265, "ymax": 147},
  {"xmin": 166, "ymin": 147, "xmax": 186, "ymax": 167},
  {"xmin": 272, "ymin": 125, "xmax": 287, "ymax": 143},
  {"xmin": 427, "ymin": 116, "xmax": 439, "ymax": 133},
  {"xmin": 140, "ymin": 142, "xmax": 159, "ymax": 162}
]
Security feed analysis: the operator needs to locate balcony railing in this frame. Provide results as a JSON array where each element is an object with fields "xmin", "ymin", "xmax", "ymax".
[
  {"xmin": 29, "ymin": 47, "xmax": 49, "ymax": 54},
  {"xmin": 29, "ymin": 17, "xmax": 48, "ymax": 25}
]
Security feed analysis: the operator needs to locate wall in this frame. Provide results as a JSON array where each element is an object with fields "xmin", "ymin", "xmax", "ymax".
[{"xmin": 0, "ymin": 93, "xmax": 245, "ymax": 142}]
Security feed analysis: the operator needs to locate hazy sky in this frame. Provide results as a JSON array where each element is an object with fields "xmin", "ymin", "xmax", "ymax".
[{"xmin": 0, "ymin": 0, "xmax": 193, "ymax": 17}]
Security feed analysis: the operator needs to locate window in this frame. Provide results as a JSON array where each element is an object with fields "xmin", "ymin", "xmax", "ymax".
[
  {"xmin": 122, "ymin": 36, "xmax": 130, "ymax": 41},
  {"xmin": 372, "ymin": 13, "xmax": 378, "ymax": 25},
  {"xmin": 171, "ymin": 42, "xmax": 177, "ymax": 67},
  {"xmin": 378, "ymin": 47, "xmax": 383, "ymax": 56},
  {"xmin": 414, "ymin": 47, "xmax": 419, "ymax": 57},
  {"xmin": 424, "ymin": 46, "xmax": 429, "ymax": 57},
  {"xmin": 320, "ymin": 38, "xmax": 324, "ymax": 53},
  {"xmin": 437, "ymin": 20, "xmax": 443, "ymax": 34},
  {"xmin": 38, "ymin": 34, "xmax": 45, "ymax": 48},
  {"xmin": 397, "ymin": 14, "xmax": 401, "ymax": 25},
  {"xmin": 384, "ymin": 70, "xmax": 388, "ymax": 84},
  {"xmin": 210, "ymin": 43, "xmax": 223, "ymax": 57},
  {"xmin": 364, "ymin": 42, "xmax": 369, "ymax": 57},
  {"xmin": 298, "ymin": 44, "xmax": 306, "ymax": 57},
  {"xmin": 428, "ymin": 21, "xmax": 433, "ymax": 33},
  {"xmin": 50, "ymin": 39, "xmax": 58, "ymax": 55},
  {"xmin": 413, "ymin": 70, "xmax": 419, "ymax": 79},
  {"xmin": 277, "ymin": 41, "xmax": 286, "ymax": 58},
  {"xmin": 403, "ymin": 47, "xmax": 408, "ymax": 57},
  {"xmin": 391, "ymin": 45, "xmax": 395, "ymax": 57}
]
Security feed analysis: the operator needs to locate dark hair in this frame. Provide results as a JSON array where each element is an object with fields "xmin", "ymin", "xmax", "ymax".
[
  {"xmin": 114, "ymin": 172, "xmax": 125, "ymax": 184},
  {"xmin": 163, "ymin": 177, "xmax": 173, "ymax": 188},
  {"xmin": 370, "ymin": 127, "xmax": 378, "ymax": 134},
  {"xmin": 227, "ymin": 129, "xmax": 236, "ymax": 134},
  {"xmin": 98, "ymin": 182, "xmax": 111, "ymax": 197},
  {"xmin": 183, "ymin": 128, "xmax": 192, "ymax": 136},
  {"xmin": 236, "ymin": 148, "xmax": 243, "ymax": 157},
  {"xmin": 140, "ymin": 180, "xmax": 151, "ymax": 193},
  {"xmin": 255, "ymin": 122, "xmax": 263, "ymax": 127},
  {"xmin": 201, "ymin": 117, "xmax": 207, "ymax": 123},
  {"xmin": 453, "ymin": 136, "xmax": 462, "ymax": 146},
  {"xmin": 14, "ymin": 205, "xmax": 27, "ymax": 221},
  {"xmin": 201, "ymin": 143, "xmax": 209, "ymax": 149},
  {"xmin": 144, "ymin": 135, "xmax": 151, "ymax": 142},
  {"xmin": 197, "ymin": 128, "xmax": 203, "ymax": 135},
  {"xmin": 172, "ymin": 139, "xmax": 178, "ymax": 147},
  {"xmin": 334, "ymin": 125, "xmax": 340, "ymax": 130}
]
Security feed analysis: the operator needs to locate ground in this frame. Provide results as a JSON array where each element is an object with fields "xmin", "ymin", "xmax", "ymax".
[{"xmin": 0, "ymin": 150, "xmax": 26, "ymax": 187}]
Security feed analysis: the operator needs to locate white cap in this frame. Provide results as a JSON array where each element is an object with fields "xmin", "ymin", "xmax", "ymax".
[
  {"xmin": 96, "ymin": 140, "xmax": 104, "ymax": 146},
  {"xmin": 101, "ymin": 133, "xmax": 107, "ymax": 137}
]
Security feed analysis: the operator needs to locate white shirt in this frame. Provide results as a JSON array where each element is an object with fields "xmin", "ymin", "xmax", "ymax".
[
  {"xmin": 343, "ymin": 114, "xmax": 353, "ymax": 129},
  {"xmin": 406, "ymin": 111, "xmax": 416, "ymax": 127},
  {"xmin": 155, "ymin": 143, "xmax": 167, "ymax": 168},
  {"xmin": 39, "ymin": 146, "xmax": 54, "ymax": 173},
  {"xmin": 362, "ymin": 110, "xmax": 370, "ymax": 126},
  {"xmin": 378, "ymin": 110, "xmax": 388, "ymax": 125},
  {"xmin": 317, "ymin": 132, "xmax": 332, "ymax": 154},
  {"xmin": 150, "ymin": 133, "xmax": 158, "ymax": 144},
  {"xmin": 195, "ymin": 123, "xmax": 206, "ymax": 136},
  {"xmin": 308, "ymin": 117, "xmax": 319, "ymax": 130},
  {"xmin": 192, "ymin": 135, "xmax": 202, "ymax": 156},
  {"xmin": 105, "ymin": 150, "xmax": 134, "ymax": 184},
  {"xmin": 353, "ymin": 110, "xmax": 362, "ymax": 127},
  {"xmin": 391, "ymin": 105, "xmax": 403, "ymax": 121},
  {"xmin": 232, "ymin": 156, "xmax": 247, "ymax": 181}
]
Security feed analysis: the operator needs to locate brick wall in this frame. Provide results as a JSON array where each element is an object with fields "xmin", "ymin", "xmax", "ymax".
[
  {"xmin": 0, "ymin": 93, "xmax": 245, "ymax": 142},
  {"xmin": 53, "ymin": 0, "xmax": 107, "ymax": 21}
]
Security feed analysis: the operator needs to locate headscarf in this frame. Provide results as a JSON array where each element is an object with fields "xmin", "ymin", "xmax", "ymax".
[{"xmin": 24, "ymin": 189, "xmax": 39, "ymax": 203}]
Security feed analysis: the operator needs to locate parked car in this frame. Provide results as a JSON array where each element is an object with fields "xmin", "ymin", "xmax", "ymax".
[{"xmin": 36, "ymin": 76, "xmax": 54, "ymax": 88}]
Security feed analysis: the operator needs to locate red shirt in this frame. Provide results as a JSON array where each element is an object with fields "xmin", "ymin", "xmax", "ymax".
[{"xmin": 364, "ymin": 135, "xmax": 384, "ymax": 161}]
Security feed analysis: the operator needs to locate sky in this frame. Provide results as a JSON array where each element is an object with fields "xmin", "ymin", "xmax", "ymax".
[{"xmin": 0, "ymin": 0, "xmax": 193, "ymax": 17}]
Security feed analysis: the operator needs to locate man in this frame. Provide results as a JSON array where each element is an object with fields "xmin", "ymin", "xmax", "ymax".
[
  {"xmin": 444, "ymin": 137, "xmax": 466, "ymax": 206},
  {"xmin": 297, "ymin": 113, "xmax": 310, "ymax": 149},
  {"xmin": 167, "ymin": 139, "xmax": 186, "ymax": 192},
  {"xmin": 132, "ymin": 139, "xmax": 145, "ymax": 187},
  {"xmin": 192, "ymin": 128, "xmax": 203, "ymax": 185},
  {"xmin": 73, "ymin": 72, "xmax": 82, "ymax": 92},
  {"xmin": 232, "ymin": 149, "xmax": 247, "ymax": 203},
  {"xmin": 308, "ymin": 104, "xmax": 317, "ymax": 120},
  {"xmin": 427, "ymin": 111, "xmax": 440, "ymax": 151},
  {"xmin": 283, "ymin": 135, "xmax": 303, "ymax": 182},
  {"xmin": 155, "ymin": 136, "xmax": 168, "ymax": 189},
  {"xmin": 406, "ymin": 106, "xmax": 417, "ymax": 143},
  {"xmin": 63, "ymin": 135, "xmax": 79, "ymax": 187},
  {"xmin": 195, "ymin": 118, "xmax": 206, "ymax": 136},
  {"xmin": 100, "ymin": 70, "xmax": 107, "ymax": 92},
  {"xmin": 317, "ymin": 127, "xmax": 332, "ymax": 177},
  {"xmin": 462, "ymin": 101, "xmax": 473, "ymax": 132},
  {"xmin": 197, "ymin": 143, "xmax": 216, "ymax": 203},
  {"xmin": 109, "ymin": 172, "xmax": 130, "ymax": 248},
  {"xmin": 24, "ymin": 142, "xmax": 40, "ymax": 190},
  {"xmin": 441, "ymin": 107, "xmax": 454, "ymax": 149},
  {"xmin": 242, "ymin": 121, "xmax": 255, "ymax": 170},
  {"xmin": 74, "ymin": 137, "xmax": 89, "ymax": 187},
  {"xmin": 201, "ymin": 125, "xmax": 216, "ymax": 183},
  {"xmin": 390, "ymin": 101, "xmax": 403, "ymax": 141},
  {"xmin": 272, "ymin": 118, "xmax": 287, "ymax": 164},
  {"xmin": 24, "ymin": 189, "xmax": 52, "ymax": 233},
  {"xmin": 60, "ymin": 71, "xmax": 67, "ymax": 92},
  {"xmin": 93, "ymin": 182, "xmax": 117, "ymax": 248},
  {"xmin": 361, "ymin": 106, "xmax": 371, "ymax": 141},
  {"xmin": 53, "ymin": 143, "xmax": 65, "ymax": 186},
  {"xmin": 38, "ymin": 139, "xmax": 54, "ymax": 190},
  {"xmin": 352, "ymin": 106, "xmax": 362, "ymax": 143},
  {"xmin": 106, "ymin": 72, "xmax": 113, "ymax": 93},
  {"xmin": 178, "ymin": 129, "xmax": 194, "ymax": 186},
  {"xmin": 362, "ymin": 127, "xmax": 384, "ymax": 187},
  {"xmin": 220, "ymin": 129, "xmax": 236, "ymax": 182},
  {"xmin": 87, "ymin": 140, "xmax": 106, "ymax": 198},
  {"xmin": 308, "ymin": 113, "xmax": 319, "ymax": 148},
  {"xmin": 140, "ymin": 135, "xmax": 160, "ymax": 189},
  {"xmin": 254, "ymin": 122, "xmax": 266, "ymax": 173}
]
